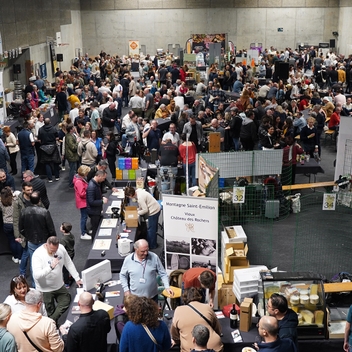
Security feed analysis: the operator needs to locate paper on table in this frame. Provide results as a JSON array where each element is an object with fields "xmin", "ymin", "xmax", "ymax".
[
  {"xmin": 100, "ymin": 219, "xmax": 118, "ymax": 228},
  {"xmin": 111, "ymin": 200, "xmax": 122, "ymax": 207},
  {"xmin": 106, "ymin": 291, "xmax": 121, "ymax": 297},
  {"xmin": 98, "ymin": 228, "xmax": 112, "ymax": 237},
  {"xmin": 112, "ymin": 190, "xmax": 125, "ymax": 198},
  {"xmin": 92, "ymin": 239, "xmax": 112, "ymax": 250}
]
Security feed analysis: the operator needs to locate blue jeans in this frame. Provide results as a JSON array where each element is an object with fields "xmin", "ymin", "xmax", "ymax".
[
  {"xmin": 28, "ymin": 242, "xmax": 42, "ymax": 287},
  {"xmin": 3, "ymin": 223, "xmax": 23, "ymax": 260},
  {"xmin": 21, "ymin": 154, "xmax": 35, "ymax": 173},
  {"xmin": 121, "ymin": 134, "xmax": 127, "ymax": 148},
  {"xmin": 68, "ymin": 161, "xmax": 78, "ymax": 187},
  {"xmin": 147, "ymin": 211, "xmax": 160, "ymax": 249},
  {"xmin": 20, "ymin": 244, "xmax": 29, "ymax": 276},
  {"xmin": 45, "ymin": 163, "xmax": 60, "ymax": 180},
  {"xmin": 233, "ymin": 137, "xmax": 241, "ymax": 151},
  {"xmin": 160, "ymin": 166, "xmax": 178, "ymax": 193},
  {"xmin": 80, "ymin": 207, "xmax": 88, "ymax": 235},
  {"xmin": 183, "ymin": 162, "xmax": 196, "ymax": 187}
]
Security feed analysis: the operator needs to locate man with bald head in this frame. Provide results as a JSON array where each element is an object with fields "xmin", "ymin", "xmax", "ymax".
[
  {"xmin": 60, "ymin": 292, "xmax": 110, "ymax": 352},
  {"xmin": 256, "ymin": 316, "xmax": 297, "ymax": 352},
  {"xmin": 120, "ymin": 239, "xmax": 173, "ymax": 301}
]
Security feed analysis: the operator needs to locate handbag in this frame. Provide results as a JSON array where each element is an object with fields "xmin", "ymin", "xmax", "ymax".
[
  {"xmin": 142, "ymin": 323, "xmax": 162, "ymax": 351},
  {"xmin": 40, "ymin": 144, "xmax": 56, "ymax": 155}
]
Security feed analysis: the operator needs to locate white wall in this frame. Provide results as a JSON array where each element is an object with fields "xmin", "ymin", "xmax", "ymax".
[{"xmin": 80, "ymin": 7, "xmax": 339, "ymax": 56}]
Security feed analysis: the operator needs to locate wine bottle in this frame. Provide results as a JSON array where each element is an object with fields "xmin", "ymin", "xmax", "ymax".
[{"xmin": 230, "ymin": 304, "xmax": 238, "ymax": 329}]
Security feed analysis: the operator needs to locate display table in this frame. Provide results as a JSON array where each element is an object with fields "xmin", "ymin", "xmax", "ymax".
[
  {"xmin": 66, "ymin": 273, "xmax": 123, "ymax": 352},
  {"xmin": 84, "ymin": 194, "xmax": 137, "ymax": 272},
  {"xmin": 295, "ymin": 159, "xmax": 324, "ymax": 183}
]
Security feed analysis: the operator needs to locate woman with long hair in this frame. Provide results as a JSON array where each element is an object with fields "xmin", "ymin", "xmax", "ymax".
[
  {"xmin": 119, "ymin": 296, "xmax": 171, "ymax": 352},
  {"xmin": 0, "ymin": 187, "xmax": 22, "ymax": 264}
]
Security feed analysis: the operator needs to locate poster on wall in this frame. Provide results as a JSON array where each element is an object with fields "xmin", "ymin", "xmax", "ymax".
[
  {"xmin": 49, "ymin": 42, "xmax": 57, "ymax": 77},
  {"xmin": 163, "ymin": 194, "xmax": 219, "ymax": 306},
  {"xmin": 129, "ymin": 40, "xmax": 140, "ymax": 56},
  {"xmin": 191, "ymin": 33, "xmax": 226, "ymax": 53},
  {"xmin": 322, "ymin": 193, "xmax": 336, "ymax": 211},
  {"xmin": 40, "ymin": 63, "xmax": 47, "ymax": 79}
]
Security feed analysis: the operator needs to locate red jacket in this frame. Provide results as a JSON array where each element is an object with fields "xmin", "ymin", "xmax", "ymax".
[
  {"xmin": 73, "ymin": 175, "xmax": 88, "ymax": 209},
  {"xmin": 328, "ymin": 111, "xmax": 340, "ymax": 129}
]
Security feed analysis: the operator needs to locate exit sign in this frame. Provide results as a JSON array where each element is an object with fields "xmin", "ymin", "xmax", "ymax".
[{"xmin": 278, "ymin": 28, "xmax": 283, "ymax": 32}]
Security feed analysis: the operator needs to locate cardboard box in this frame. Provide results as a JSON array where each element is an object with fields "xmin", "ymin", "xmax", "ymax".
[
  {"xmin": 193, "ymin": 189, "xmax": 205, "ymax": 197},
  {"xmin": 239, "ymin": 297, "xmax": 253, "ymax": 332},
  {"xmin": 226, "ymin": 243, "xmax": 248, "ymax": 258},
  {"xmin": 124, "ymin": 206, "xmax": 138, "ymax": 227},
  {"xmin": 228, "ymin": 258, "xmax": 250, "ymax": 283},
  {"xmin": 224, "ymin": 226, "xmax": 247, "ymax": 243},
  {"xmin": 218, "ymin": 284, "xmax": 238, "ymax": 309},
  {"xmin": 93, "ymin": 300, "xmax": 114, "ymax": 320}
]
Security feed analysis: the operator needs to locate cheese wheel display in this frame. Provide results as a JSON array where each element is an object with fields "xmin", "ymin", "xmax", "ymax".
[
  {"xmin": 300, "ymin": 310, "xmax": 314, "ymax": 324},
  {"xmin": 300, "ymin": 295, "xmax": 309, "ymax": 305},
  {"xmin": 290, "ymin": 295, "xmax": 300, "ymax": 305},
  {"xmin": 310, "ymin": 294, "xmax": 319, "ymax": 304},
  {"xmin": 314, "ymin": 310, "xmax": 324, "ymax": 325}
]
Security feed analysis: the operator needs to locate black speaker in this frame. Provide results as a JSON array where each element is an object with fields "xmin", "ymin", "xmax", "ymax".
[
  {"xmin": 330, "ymin": 39, "xmax": 335, "ymax": 48},
  {"xmin": 274, "ymin": 61, "xmax": 281, "ymax": 73},
  {"xmin": 278, "ymin": 62, "xmax": 289, "ymax": 80},
  {"xmin": 13, "ymin": 64, "xmax": 21, "ymax": 74},
  {"xmin": 57, "ymin": 54, "xmax": 63, "ymax": 62}
]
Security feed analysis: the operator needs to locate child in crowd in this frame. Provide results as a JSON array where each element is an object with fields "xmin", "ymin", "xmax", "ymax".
[{"xmin": 59, "ymin": 222, "xmax": 75, "ymax": 288}]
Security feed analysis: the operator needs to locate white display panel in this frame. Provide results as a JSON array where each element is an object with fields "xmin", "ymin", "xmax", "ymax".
[{"xmin": 81, "ymin": 259, "xmax": 112, "ymax": 291}]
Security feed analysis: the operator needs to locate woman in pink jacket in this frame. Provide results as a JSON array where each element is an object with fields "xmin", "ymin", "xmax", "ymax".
[{"xmin": 73, "ymin": 165, "xmax": 91, "ymax": 240}]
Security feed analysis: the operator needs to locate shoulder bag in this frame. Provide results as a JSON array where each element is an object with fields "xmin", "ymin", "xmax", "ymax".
[
  {"xmin": 40, "ymin": 144, "xmax": 56, "ymax": 155},
  {"xmin": 142, "ymin": 323, "xmax": 162, "ymax": 351},
  {"xmin": 188, "ymin": 303, "xmax": 223, "ymax": 337},
  {"xmin": 23, "ymin": 330, "xmax": 44, "ymax": 352}
]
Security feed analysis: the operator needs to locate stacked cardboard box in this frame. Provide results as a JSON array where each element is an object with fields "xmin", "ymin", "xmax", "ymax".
[
  {"xmin": 232, "ymin": 266, "xmax": 268, "ymax": 303},
  {"xmin": 221, "ymin": 226, "xmax": 249, "ymax": 283}
]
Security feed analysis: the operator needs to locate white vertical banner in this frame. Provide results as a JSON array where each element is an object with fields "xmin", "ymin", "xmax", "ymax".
[
  {"xmin": 163, "ymin": 194, "xmax": 219, "ymax": 308},
  {"xmin": 129, "ymin": 40, "xmax": 140, "ymax": 56},
  {"xmin": 0, "ymin": 71, "xmax": 4, "ymax": 124}
]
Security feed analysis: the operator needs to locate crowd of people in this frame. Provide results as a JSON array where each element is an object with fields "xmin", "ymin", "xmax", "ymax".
[{"xmin": 0, "ymin": 46, "xmax": 349, "ymax": 352}]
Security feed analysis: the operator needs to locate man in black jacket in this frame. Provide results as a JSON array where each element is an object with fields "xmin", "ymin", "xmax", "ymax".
[
  {"xmin": 59, "ymin": 292, "xmax": 110, "ymax": 352},
  {"xmin": 38, "ymin": 118, "xmax": 60, "ymax": 182},
  {"xmin": 102, "ymin": 102, "xmax": 119, "ymax": 137},
  {"xmin": 19, "ymin": 191, "xmax": 56, "ymax": 285},
  {"xmin": 228, "ymin": 107, "xmax": 243, "ymax": 151},
  {"xmin": 56, "ymin": 85, "xmax": 68, "ymax": 121},
  {"xmin": 23, "ymin": 170, "xmax": 50, "ymax": 209},
  {"xmin": 86, "ymin": 170, "xmax": 108, "ymax": 240}
]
